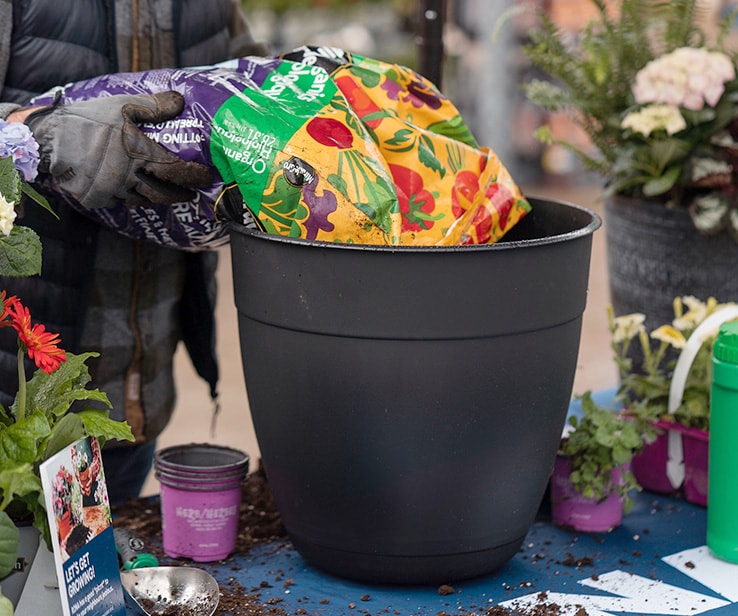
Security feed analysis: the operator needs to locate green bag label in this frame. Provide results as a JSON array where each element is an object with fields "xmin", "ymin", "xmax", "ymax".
[{"xmin": 210, "ymin": 60, "xmax": 339, "ymax": 217}]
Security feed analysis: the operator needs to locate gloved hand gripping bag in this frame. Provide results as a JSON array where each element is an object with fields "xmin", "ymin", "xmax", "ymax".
[
  {"xmin": 30, "ymin": 56, "xmax": 282, "ymax": 250},
  {"xmin": 31, "ymin": 47, "xmax": 530, "ymax": 249}
]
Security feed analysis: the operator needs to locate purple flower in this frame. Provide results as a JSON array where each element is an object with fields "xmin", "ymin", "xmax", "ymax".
[{"xmin": 0, "ymin": 119, "xmax": 41, "ymax": 181}]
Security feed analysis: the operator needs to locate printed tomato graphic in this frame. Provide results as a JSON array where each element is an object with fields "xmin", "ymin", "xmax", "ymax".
[
  {"xmin": 463, "ymin": 183, "xmax": 516, "ymax": 244},
  {"xmin": 451, "ymin": 170, "xmax": 480, "ymax": 218},
  {"xmin": 466, "ymin": 207, "xmax": 492, "ymax": 244},
  {"xmin": 306, "ymin": 117, "xmax": 354, "ymax": 149},
  {"xmin": 389, "ymin": 163, "xmax": 439, "ymax": 232},
  {"xmin": 486, "ymin": 183, "xmax": 515, "ymax": 231},
  {"xmin": 334, "ymin": 76, "xmax": 383, "ymax": 129}
]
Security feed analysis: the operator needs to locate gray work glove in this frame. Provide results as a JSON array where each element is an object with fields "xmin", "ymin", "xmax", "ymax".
[{"xmin": 26, "ymin": 91, "xmax": 212, "ymax": 209}]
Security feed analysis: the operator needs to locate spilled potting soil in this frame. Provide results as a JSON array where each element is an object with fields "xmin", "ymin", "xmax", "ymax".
[{"xmin": 112, "ymin": 467, "xmax": 594, "ymax": 616}]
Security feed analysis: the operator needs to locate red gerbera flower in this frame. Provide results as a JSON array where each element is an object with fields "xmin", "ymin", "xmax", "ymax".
[
  {"xmin": 1, "ymin": 296, "xmax": 7, "ymax": 323},
  {"xmin": 4, "ymin": 296, "xmax": 66, "ymax": 373},
  {"xmin": 1, "ymin": 290, "xmax": 19, "ymax": 325}
]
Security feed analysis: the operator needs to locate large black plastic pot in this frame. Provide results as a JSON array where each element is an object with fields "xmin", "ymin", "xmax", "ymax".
[{"xmin": 228, "ymin": 197, "xmax": 600, "ymax": 584}]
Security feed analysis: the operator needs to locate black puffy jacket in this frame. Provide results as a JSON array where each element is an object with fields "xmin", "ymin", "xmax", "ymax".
[{"xmin": 0, "ymin": 0, "xmax": 252, "ymax": 438}]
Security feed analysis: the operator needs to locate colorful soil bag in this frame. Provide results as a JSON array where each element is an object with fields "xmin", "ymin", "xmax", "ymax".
[{"xmin": 32, "ymin": 47, "xmax": 530, "ymax": 250}]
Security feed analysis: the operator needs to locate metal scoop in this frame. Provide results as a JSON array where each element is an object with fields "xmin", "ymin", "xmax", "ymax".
[{"xmin": 120, "ymin": 566, "xmax": 219, "ymax": 616}]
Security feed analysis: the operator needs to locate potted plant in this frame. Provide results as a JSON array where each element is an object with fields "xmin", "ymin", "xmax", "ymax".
[
  {"xmin": 0, "ymin": 119, "xmax": 134, "ymax": 613},
  {"xmin": 551, "ymin": 391, "xmax": 642, "ymax": 532},
  {"xmin": 608, "ymin": 295, "xmax": 738, "ymax": 506},
  {"xmin": 520, "ymin": 0, "xmax": 738, "ymax": 332}
]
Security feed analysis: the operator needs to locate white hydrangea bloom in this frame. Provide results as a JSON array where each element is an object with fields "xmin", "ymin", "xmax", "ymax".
[
  {"xmin": 621, "ymin": 104, "xmax": 687, "ymax": 136},
  {"xmin": 0, "ymin": 193, "xmax": 16, "ymax": 236}
]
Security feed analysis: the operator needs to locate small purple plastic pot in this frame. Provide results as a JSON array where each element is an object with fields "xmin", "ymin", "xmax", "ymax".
[
  {"xmin": 154, "ymin": 444, "xmax": 249, "ymax": 562},
  {"xmin": 550, "ymin": 456, "xmax": 626, "ymax": 533}
]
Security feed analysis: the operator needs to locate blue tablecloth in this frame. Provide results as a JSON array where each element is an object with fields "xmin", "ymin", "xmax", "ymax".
[
  {"xmin": 147, "ymin": 389, "xmax": 738, "ymax": 615},
  {"xmin": 21, "ymin": 391, "xmax": 734, "ymax": 616},
  {"xmin": 192, "ymin": 490, "xmax": 737, "ymax": 615}
]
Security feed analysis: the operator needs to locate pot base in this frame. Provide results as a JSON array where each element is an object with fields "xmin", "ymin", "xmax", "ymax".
[{"xmin": 289, "ymin": 534, "xmax": 525, "ymax": 584}]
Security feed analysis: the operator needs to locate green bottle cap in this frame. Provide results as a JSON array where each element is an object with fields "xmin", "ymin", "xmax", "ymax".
[
  {"xmin": 124, "ymin": 553, "xmax": 159, "ymax": 570},
  {"xmin": 714, "ymin": 321, "xmax": 738, "ymax": 365}
]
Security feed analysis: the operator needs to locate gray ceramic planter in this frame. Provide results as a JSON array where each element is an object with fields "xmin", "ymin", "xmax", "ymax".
[{"xmin": 228, "ymin": 197, "xmax": 600, "ymax": 584}]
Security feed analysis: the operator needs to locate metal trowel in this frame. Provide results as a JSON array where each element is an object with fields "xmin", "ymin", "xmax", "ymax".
[
  {"xmin": 114, "ymin": 528, "xmax": 219, "ymax": 616},
  {"xmin": 120, "ymin": 566, "xmax": 219, "ymax": 616}
]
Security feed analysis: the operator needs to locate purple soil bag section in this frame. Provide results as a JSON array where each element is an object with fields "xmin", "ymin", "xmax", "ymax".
[{"xmin": 31, "ymin": 56, "xmax": 281, "ymax": 251}]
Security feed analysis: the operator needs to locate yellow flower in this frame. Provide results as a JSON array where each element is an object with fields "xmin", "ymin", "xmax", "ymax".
[
  {"xmin": 672, "ymin": 295, "xmax": 709, "ymax": 330},
  {"xmin": 0, "ymin": 193, "xmax": 16, "ymax": 236},
  {"xmin": 650, "ymin": 325, "xmax": 687, "ymax": 349},
  {"xmin": 612, "ymin": 312, "xmax": 646, "ymax": 343}
]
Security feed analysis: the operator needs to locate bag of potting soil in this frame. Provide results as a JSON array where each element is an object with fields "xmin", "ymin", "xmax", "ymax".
[
  {"xmin": 30, "ymin": 46, "xmax": 530, "ymax": 249},
  {"xmin": 30, "ymin": 57, "xmax": 284, "ymax": 250}
]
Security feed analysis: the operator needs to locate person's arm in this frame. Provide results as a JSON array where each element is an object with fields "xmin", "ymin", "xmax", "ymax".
[
  {"xmin": 6, "ymin": 105, "xmax": 43, "ymax": 123},
  {"xmin": 20, "ymin": 92, "xmax": 212, "ymax": 209},
  {"xmin": 0, "ymin": 102, "xmax": 23, "ymax": 120}
]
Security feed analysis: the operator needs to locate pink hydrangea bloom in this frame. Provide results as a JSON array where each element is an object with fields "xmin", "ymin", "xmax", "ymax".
[{"xmin": 632, "ymin": 47, "xmax": 735, "ymax": 111}]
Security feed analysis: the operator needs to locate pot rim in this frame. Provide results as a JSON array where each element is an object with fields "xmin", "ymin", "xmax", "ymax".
[
  {"xmin": 227, "ymin": 196, "xmax": 601, "ymax": 252},
  {"xmin": 154, "ymin": 444, "xmax": 250, "ymax": 473}
]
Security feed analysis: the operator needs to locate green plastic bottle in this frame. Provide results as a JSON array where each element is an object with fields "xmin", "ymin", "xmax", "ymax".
[{"xmin": 707, "ymin": 320, "xmax": 738, "ymax": 563}]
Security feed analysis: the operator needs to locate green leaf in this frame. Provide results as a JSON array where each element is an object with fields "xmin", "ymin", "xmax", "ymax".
[
  {"xmin": 0, "ymin": 225, "xmax": 42, "ymax": 278},
  {"xmin": 0, "ymin": 511, "xmax": 20, "ymax": 580},
  {"xmin": 519, "ymin": 0, "xmax": 731, "ymax": 198},
  {"xmin": 649, "ymin": 139, "xmax": 691, "ymax": 170},
  {"xmin": 561, "ymin": 391, "xmax": 642, "ymax": 505},
  {"xmin": 361, "ymin": 110, "xmax": 389, "ymax": 126},
  {"xmin": 0, "ymin": 413, "xmax": 51, "ymax": 467},
  {"xmin": 425, "ymin": 115, "xmax": 479, "ymax": 147},
  {"xmin": 76, "ymin": 409, "xmax": 134, "ymax": 448},
  {"xmin": 349, "ymin": 65, "xmax": 381, "ymax": 89},
  {"xmin": 327, "ymin": 173, "xmax": 350, "ymax": 201},
  {"xmin": 21, "ymin": 352, "xmax": 108, "ymax": 420},
  {"xmin": 417, "ymin": 135, "xmax": 444, "ymax": 178},
  {"xmin": 20, "ymin": 182, "xmax": 55, "ymax": 216},
  {"xmin": 642, "ymin": 165, "xmax": 681, "ymax": 197},
  {"xmin": 385, "ymin": 128, "xmax": 414, "ymax": 147},
  {"xmin": 0, "ymin": 157, "xmax": 21, "ymax": 204},
  {"xmin": 354, "ymin": 174, "xmax": 397, "ymax": 234},
  {"xmin": 0, "ymin": 463, "xmax": 40, "ymax": 511},
  {"xmin": 0, "ymin": 592, "xmax": 13, "ymax": 616},
  {"xmin": 42, "ymin": 413, "xmax": 87, "ymax": 461}
]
